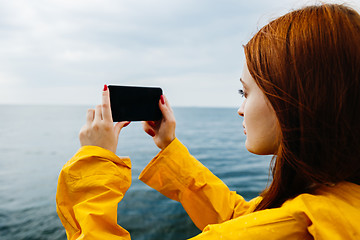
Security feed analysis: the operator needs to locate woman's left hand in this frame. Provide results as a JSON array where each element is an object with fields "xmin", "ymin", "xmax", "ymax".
[{"xmin": 79, "ymin": 85, "xmax": 130, "ymax": 154}]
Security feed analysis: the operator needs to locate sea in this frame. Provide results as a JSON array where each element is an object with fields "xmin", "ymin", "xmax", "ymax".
[{"xmin": 0, "ymin": 105, "xmax": 272, "ymax": 240}]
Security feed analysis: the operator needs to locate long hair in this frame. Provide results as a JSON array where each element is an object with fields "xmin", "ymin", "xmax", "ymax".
[{"xmin": 244, "ymin": 4, "xmax": 360, "ymax": 211}]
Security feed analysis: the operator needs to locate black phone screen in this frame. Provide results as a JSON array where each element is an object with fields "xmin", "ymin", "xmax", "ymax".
[{"xmin": 108, "ymin": 85, "xmax": 163, "ymax": 122}]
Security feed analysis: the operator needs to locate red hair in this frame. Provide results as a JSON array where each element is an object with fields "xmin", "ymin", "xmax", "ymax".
[{"xmin": 244, "ymin": 4, "xmax": 360, "ymax": 211}]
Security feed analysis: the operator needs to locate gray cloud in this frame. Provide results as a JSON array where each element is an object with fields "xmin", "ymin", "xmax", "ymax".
[{"xmin": 0, "ymin": 0, "xmax": 358, "ymax": 106}]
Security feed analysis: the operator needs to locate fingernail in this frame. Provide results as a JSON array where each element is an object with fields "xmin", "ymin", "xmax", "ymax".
[
  {"xmin": 160, "ymin": 95, "xmax": 165, "ymax": 105},
  {"xmin": 124, "ymin": 121, "xmax": 131, "ymax": 127},
  {"xmin": 103, "ymin": 84, "xmax": 108, "ymax": 91},
  {"xmin": 148, "ymin": 129, "xmax": 155, "ymax": 137},
  {"xmin": 148, "ymin": 121, "xmax": 156, "ymax": 127}
]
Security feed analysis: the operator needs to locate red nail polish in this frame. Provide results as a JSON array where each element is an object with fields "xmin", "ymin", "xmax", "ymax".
[
  {"xmin": 148, "ymin": 121, "xmax": 156, "ymax": 127},
  {"xmin": 148, "ymin": 129, "xmax": 155, "ymax": 137},
  {"xmin": 103, "ymin": 84, "xmax": 108, "ymax": 91},
  {"xmin": 160, "ymin": 95, "xmax": 165, "ymax": 104},
  {"xmin": 124, "ymin": 121, "xmax": 131, "ymax": 127}
]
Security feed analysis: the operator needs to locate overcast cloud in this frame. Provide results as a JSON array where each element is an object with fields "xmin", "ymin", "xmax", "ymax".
[{"xmin": 0, "ymin": 0, "xmax": 359, "ymax": 107}]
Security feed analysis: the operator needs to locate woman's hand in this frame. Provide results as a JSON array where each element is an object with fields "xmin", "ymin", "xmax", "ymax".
[
  {"xmin": 79, "ymin": 85, "xmax": 130, "ymax": 153},
  {"xmin": 143, "ymin": 95, "xmax": 176, "ymax": 150}
]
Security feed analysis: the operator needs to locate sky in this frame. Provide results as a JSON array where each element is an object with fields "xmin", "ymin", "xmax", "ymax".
[{"xmin": 0, "ymin": 0, "xmax": 359, "ymax": 107}]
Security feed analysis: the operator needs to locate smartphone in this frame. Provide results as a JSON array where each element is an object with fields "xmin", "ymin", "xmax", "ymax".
[{"xmin": 108, "ymin": 85, "xmax": 163, "ymax": 122}]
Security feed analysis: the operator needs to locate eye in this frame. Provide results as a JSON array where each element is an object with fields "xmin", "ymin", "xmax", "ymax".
[{"xmin": 238, "ymin": 89, "xmax": 246, "ymax": 98}]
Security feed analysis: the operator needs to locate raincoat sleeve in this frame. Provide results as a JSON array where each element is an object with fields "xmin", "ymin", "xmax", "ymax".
[
  {"xmin": 139, "ymin": 138, "xmax": 262, "ymax": 231},
  {"xmin": 56, "ymin": 145, "xmax": 132, "ymax": 240}
]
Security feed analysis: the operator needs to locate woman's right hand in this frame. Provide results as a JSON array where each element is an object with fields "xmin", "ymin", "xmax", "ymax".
[
  {"xmin": 142, "ymin": 95, "xmax": 176, "ymax": 150},
  {"xmin": 78, "ymin": 86, "xmax": 130, "ymax": 154}
]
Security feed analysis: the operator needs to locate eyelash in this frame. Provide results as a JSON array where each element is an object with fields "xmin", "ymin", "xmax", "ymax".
[{"xmin": 238, "ymin": 89, "xmax": 246, "ymax": 98}]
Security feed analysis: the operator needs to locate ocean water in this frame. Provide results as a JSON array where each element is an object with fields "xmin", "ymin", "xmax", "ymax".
[{"xmin": 0, "ymin": 105, "xmax": 271, "ymax": 240}]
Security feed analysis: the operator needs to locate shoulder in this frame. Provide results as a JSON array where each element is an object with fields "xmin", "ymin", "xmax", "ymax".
[
  {"xmin": 283, "ymin": 181, "xmax": 360, "ymax": 215},
  {"xmin": 196, "ymin": 182, "xmax": 360, "ymax": 239},
  {"xmin": 193, "ymin": 205, "xmax": 311, "ymax": 239},
  {"xmin": 283, "ymin": 182, "xmax": 360, "ymax": 239}
]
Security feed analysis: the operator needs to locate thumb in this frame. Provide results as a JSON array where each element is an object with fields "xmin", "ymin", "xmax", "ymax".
[{"xmin": 114, "ymin": 121, "xmax": 131, "ymax": 136}]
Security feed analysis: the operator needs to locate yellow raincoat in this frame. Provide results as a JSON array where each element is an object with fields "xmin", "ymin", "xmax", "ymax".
[{"xmin": 56, "ymin": 138, "xmax": 360, "ymax": 239}]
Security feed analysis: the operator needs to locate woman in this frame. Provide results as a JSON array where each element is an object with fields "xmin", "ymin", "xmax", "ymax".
[{"xmin": 56, "ymin": 3, "xmax": 360, "ymax": 239}]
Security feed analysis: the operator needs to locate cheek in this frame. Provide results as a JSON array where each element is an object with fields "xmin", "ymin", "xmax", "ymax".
[
  {"xmin": 243, "ymin": 98, "xmax": 263, "ymax": 131},
  {"xmin": 243, "ymin": 98, "xmax": 279, "ymax": 155}
]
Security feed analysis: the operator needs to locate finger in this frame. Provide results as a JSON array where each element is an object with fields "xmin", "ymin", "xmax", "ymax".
[
  {"xmin": 114, "ymin": 121, "xmax": 131, "ymax": 136},
  {"xmin": 142, "ymin": 121, "xmax": 158, "ymax": 128},
  {"xmin": 145, "ymin": 128, "xmax": 156, "ymax": 137},
  {"xmin": 102, "ymin": 85, "xmax": 113, "ymax": 122},
  {"xmin": 159, "ymin": 95, "xmax": 174, "ymax": 121},
  {"xmin": 142, "ymin": 122, "xmax": 156, "ymax": 137},
  {"xmin": 142, "ymin": 121, "xmax": 153, "ymax": 130},
  {"xmin": 94, "ymin": 105, "xmax": 102, "ymax": 121},
  {"xmin": 162, "ymin": 95, "xmax": 172, "ymax": 111},
  {"xmin": 86, "ymin": 109, "xmax": 95, "ymax": 125},
  {"xmin": 147, "ymin": 121, "xmax": 156, "ymax": 127}
]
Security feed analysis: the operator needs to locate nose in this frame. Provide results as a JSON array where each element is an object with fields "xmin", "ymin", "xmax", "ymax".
[{"xmin": 237, "ymin": 101, "xmax": 244, "ymax": 117}]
